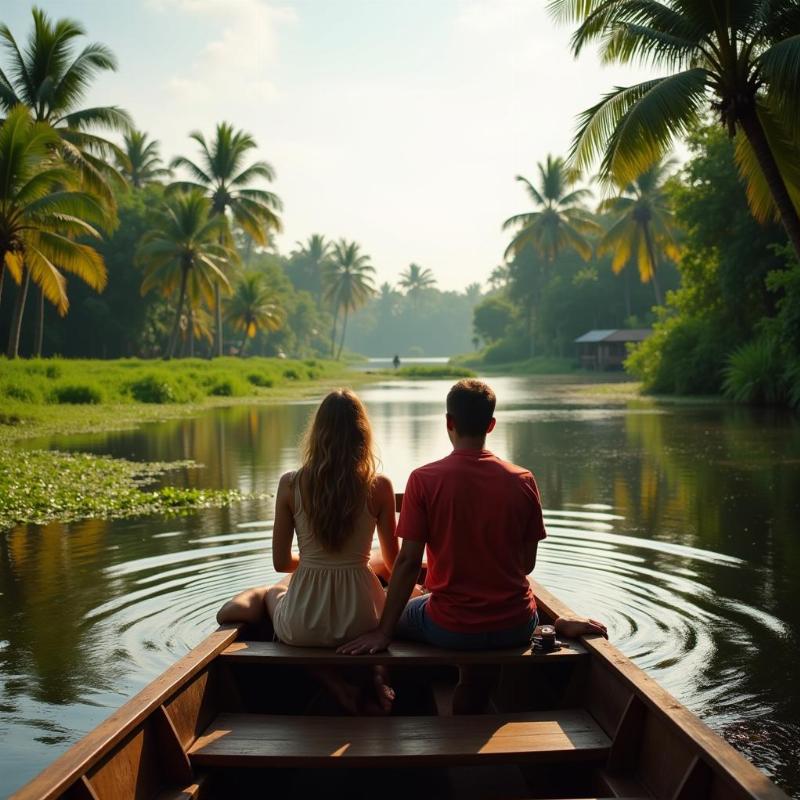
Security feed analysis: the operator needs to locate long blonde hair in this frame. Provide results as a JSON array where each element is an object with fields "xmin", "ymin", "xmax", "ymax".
[{"xmin": 299, "ymin": 389, "xmax": 377, "ymax": 552}]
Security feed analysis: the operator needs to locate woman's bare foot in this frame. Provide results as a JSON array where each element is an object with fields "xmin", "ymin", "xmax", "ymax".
[
  {"xmin": 554, "ymin": 616, "xmax": 608, "ymax": 639},
  {"xmin": 372, "ymin": 666, "xmax": 395, "ymax": 714}
]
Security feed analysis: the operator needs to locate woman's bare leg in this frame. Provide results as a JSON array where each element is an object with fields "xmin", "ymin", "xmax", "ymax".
[{"xmin": 216, "ymin": 577, "xmax": 290, "ymax": 625}]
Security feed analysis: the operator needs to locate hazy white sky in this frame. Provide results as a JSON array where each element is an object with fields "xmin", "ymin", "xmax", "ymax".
[{"xmin": 4, "ymin": 1, "xmax": 658, "ymax": 290}]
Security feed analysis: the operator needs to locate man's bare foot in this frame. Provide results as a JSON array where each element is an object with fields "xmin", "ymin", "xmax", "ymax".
[{"xmin": 554, "ymin": 616, "xmax": 608, "ymax": 639}]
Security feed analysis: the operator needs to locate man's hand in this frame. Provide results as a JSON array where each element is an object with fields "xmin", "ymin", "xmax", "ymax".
[
  {"xmin": 554, "ymin": 616, "xmax": 608, "ymax": 639},
  {"xmin": 336, "ymin": 628, "xmax": 391, "ymax": 655}
]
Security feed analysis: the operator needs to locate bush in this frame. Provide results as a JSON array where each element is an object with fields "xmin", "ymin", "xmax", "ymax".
[
  {"xmin": 207, "ymin": 374, "xmax": 248, "ymax": 397},
  {"xmin": 128, "ymin": 373, "xmax": 180, "ymax": 404},
  {"xmin": 626, "ymin": 316, "xmax": 732, "ymax": 394},
  {"xmin": 786, "ymin": 361, "xmax": 800, "ymax": 409},
  {"xmin": 483, "ymin": 337, "xmax": 529, "ymax": 364},
  {"xmin": 282, "ymin": 368, "xmax": 300, "ymax": 381},
  {"xmin": 246, "ymin": 372, "xmax": 274, "ymax": 388},
  {"xmin": 1, "ymin": 380, "xmax": 41, "ymax": 403},
  {"xmin": 722, "ymin": 336, "xmax": 787, "ymax": 405},
  {"xmin": 50, "ymin": 382, "xmax": 104, "ymax": 405}
]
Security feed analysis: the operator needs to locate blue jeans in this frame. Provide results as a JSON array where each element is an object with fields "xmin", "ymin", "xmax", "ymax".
[{"xmin": 396, "ymin": 595, "xmax": 538, "ymax": 650}]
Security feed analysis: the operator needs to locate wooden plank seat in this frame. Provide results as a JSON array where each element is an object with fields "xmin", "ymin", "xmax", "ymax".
[
  {"xmin": 188, "ymin": 710, "xmax": 611, "ymax": 768},
  {"xmin": 220, "ymin": 639, "xmax": 588, "ymax": 665}
]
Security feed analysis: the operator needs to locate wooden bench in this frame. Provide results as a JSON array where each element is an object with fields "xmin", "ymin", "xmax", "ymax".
[
  {"xmin": 220, "ymin": 639, "xmax": 588, "ymax": 665},
  {"xmin": 188, "ymin": 710, "xmax": 611, "ymax": 768}
]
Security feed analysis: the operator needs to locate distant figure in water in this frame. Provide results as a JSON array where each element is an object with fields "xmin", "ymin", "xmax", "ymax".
[{"xmin": 393, "ymin": 354, "xmax": 401, "ymax": 369}]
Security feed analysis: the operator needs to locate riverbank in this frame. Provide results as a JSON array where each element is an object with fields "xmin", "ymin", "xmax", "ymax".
[{"xmin": 0, "ymin": 357, "xmax": 355, "ymax": 529}]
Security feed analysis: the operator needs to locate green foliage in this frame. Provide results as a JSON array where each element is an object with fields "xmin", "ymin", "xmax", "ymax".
[
  {"xmin": 473, "ymin": 296, "xmax": 515, "ymax": 342},
  {"xmin": 0, "ymin": 448, "xmax": 258, "ymax": 529},
  {"xmin": 50, "ymin": 382, "xmax": 104, "ymax": 405},
  {"xmin": 627, "ymin": 315, "xmax": 733, "ymax": 395},
  {"xmin": 0, "ymin": 356, "xmax": 344, "ymax": 408},
  {"xmin": 722, "ymin": 336, "xmax": 787, "ymax": 405},
  {"xmin": 393, "ymin": 365, "xmax": 475, "ymax": 379}
]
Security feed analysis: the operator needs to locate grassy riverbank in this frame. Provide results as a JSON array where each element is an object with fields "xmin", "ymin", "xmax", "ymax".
[
  {"xmin": 0, "ymin": 357, "xmax": 352, "ymax": 529},
  {"xmin": 450, "ymin": 354, "xmax": 579, "ymax": 374}
]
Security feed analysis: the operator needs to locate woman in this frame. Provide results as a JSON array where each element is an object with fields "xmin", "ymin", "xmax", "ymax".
[{"xmin": 217, "ymin": 388, "xmax": 398, "ymax": 711}]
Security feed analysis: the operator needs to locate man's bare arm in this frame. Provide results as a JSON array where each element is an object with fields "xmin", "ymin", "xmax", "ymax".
[{"xmin": 337, "ymin": 539, "xmax": 425, "ymax": 654}]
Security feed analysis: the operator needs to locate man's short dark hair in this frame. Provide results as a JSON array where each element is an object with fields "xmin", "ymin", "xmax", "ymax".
[{"xmin": 446, "ymin": 379, "xmax": 496, "ymax": 437}]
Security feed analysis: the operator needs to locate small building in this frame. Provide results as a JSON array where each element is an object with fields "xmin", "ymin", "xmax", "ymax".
[{"xmin": 574, "ymin": 329, "xmax": 652, "ymax": 370}]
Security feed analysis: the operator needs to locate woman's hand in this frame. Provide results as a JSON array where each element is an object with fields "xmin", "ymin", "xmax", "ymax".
[
  {"xmin": 336, "ymin": 628, "xmax": 391, "ymax": 655},
  {"xmin": 554, "ymin": 616, "xmax": 608, "ymax": 639}
]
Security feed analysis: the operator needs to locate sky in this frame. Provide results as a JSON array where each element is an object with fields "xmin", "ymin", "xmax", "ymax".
[{"xmin": 2, "ymin": 0, "xmax": 659, "ymax": 291}]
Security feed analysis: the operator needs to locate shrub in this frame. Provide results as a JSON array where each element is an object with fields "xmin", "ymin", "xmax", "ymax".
[
  {"xmin": 207, "ymin": 374, "xmax": 247, "ymax": 397},
  {"xmin": 626, "ymin": 316, "xmax": 732, "ymax": 395},
  {"xmin": 50, "ymin": 382, "xmax": 104, "ymax": 405},
  {"xmin": 128, "ymin": 373, "xmax": 180, "ymax": 404},
  {"xmin": 1, "ymin": 381, "xmax": 41, "ymax": 403},
  {"xmin": 722, "ymin": 336, "xmax": 787, "ymax": 405},
  {"xmin": 786, "ymin": 361, "xmax": 800, "ymax": 409},
  {"xmin": 483, "ymin": 337, "xmax": 529, "ymax": 364},
  {"xmin": 282, "ymin": 368, "xmax": 300, "ymax": 381},
  {"xmin": 246, "ymin": 372, "xmax": 274, "ymax": 388}
]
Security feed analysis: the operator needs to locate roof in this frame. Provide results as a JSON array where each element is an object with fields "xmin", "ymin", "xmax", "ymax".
[{"xmin": 574, "ymin": 329, "xmax": 652, "ymax": 344}]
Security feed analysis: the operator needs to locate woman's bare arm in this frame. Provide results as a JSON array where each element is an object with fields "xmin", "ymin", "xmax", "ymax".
[
  {"xmin": 272, "ymin": 472, "xmax": 300, "ymax": 573},
  {"xmin": 373, "ymin": 475, "xmax": 399, "ymax": 572}
]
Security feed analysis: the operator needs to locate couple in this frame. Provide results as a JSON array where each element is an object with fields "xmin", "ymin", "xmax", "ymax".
[{"xmin": 217, "ymin": 379, "xmax": 606, "ymax": 713}]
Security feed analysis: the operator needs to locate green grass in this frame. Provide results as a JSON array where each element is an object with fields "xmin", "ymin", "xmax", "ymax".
[
  {"xmin": 450, "ymin": 354, "xmax": 580, "ymax": 375},
  {"xmin": 0, "ymin": 356, "xmax": 345, "ymax": 407},
  {"xmin": 381, "ymin": 365, "xmax": 476, "ymax": 379}
]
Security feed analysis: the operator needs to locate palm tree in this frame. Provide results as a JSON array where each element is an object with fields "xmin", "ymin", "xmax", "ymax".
[
  {"xmin": 597, "ymin": 159, "xmax": 681, "ymax": 307},
  {"xmin": 0, "ymin": 8, "xmax": 128, "ymax": 354},
  {"xmin": 398, "ymin": 263, "xmax": 436, "ymax": 308},
  {"xmin": 464, "ymin": 282, "xmax": 482, "ymax": 305},
  {"xmin": 487, "ymin": 264, "xmax": 510, "ymax": 291},
  {"xmin": 118, "ymin": 130, "xmax": 169, "ymax": 188},
  {"xmin": 323, "ymin": 240, "xmax": 376, "ymax": 359},
  {"xmin": 502, "ymin": 155, "xmax": 600, "ymax": 262},
  {"xmin": 138, "ymin": 191, "xmax": 235, "ymax": 359},
  {"xmin": 226, "ymin": 272, "xmax": 285, "ymax": 356},
  {"xmin": 549, "ymin": 0, "xmax": 800, "ymax": 260},
  {"xmin": 1, "ymin": 106, "xmax": 108, "ymax": 358},
  {"xmin": 288, "ymin": 233, "xmax": 331, "ymax": 298},
  {"xmin": 170, "ymin": 122, "xmax": 282, "ymax": 356}
]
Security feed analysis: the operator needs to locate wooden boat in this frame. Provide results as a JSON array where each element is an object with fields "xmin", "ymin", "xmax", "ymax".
[{"xmin": 13, "ymin": 495, "xmax": 789, "ymax": 800}]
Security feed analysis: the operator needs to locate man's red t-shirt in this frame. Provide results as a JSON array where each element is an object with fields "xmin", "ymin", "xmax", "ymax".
[{"xmin": 396, "ymin": 448, "xmax": 547, "ymax": 633}]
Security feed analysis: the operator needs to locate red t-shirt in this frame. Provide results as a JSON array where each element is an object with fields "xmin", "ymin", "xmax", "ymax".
[{"xmin": 396, "ymin": 448, "xmax": 547, "ymax": 633}]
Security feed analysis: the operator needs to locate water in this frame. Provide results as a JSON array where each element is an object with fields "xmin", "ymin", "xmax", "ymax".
[{"xmin": 1, "ymin": 376, "xmax": 799, "ymax": 797}]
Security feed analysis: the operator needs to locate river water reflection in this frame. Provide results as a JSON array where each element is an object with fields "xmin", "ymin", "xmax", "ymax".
[{"xmin": 1, "ymin": 376, "xmax": 799, "ymax": 796}]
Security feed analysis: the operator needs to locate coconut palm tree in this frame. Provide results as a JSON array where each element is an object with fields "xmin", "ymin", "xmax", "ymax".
[
  {"xmin": 549, "ymin": 0, "xmax": 800, "ymax": 259},
  {"xmin": 118, "ymin": 130, "xmax": 169, "ymax": 188},
  {"xmin": 1, "ymin": 106, "xmax": 108, "ymax": 358},
  {"xmin": 464, "ymin": 282, "xmax": 483, "ymax": 305},
  {"xmin": 597, "ymin": 159, "xmax": 681, "ymax": 306},
  {"xmin": 487, "ymin": 264, "xmax": 510, "ymax": 291},
  {"xmin": 170, "ymin": 122, "xmax": 282, "ymax": 356},
  {"xmin": 398, "ymin": 263, "xmax": 436, "ymax": 309},
  {"xmin": 0, "ymin": 8, "xmax": 128, "ymax": 353},
  {"xmin": 323, "ymin": 240, "xmax": 376, "ymax": 359},
  {"xmin": 138, "ymin": 191, "xmax": 235, "ymax": 359},
  {"xmin": 503, "ymin": 156, "xmax": 600, "ymax": 263},
  {"xmin": 226, "ymin": 272, "xmax": 285, "ymax": 356},
  {"xmin": 288, "ymin": 233, "xmax": 331, "ymax": 298}
]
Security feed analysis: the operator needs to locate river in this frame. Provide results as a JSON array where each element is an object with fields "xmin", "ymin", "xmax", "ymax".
[{"xmin": 1, "ymin": 375, "xmax": 799, "ymax": 797}]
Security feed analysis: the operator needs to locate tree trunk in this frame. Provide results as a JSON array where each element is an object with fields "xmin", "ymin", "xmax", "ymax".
[
  {"xmin": 0, "ymin": 262, "xmax": 5, "ymax": 309},
  {"xmin": 188, "ymin": 303, "xmax": 195, "ymax": 358},
  {"xmin": 336, "ymin": 308, "xmax": 349, "ymax": 360},
  {"xmin": 166, "ymin": 267, "xmax": 189, "ymax": 359},
  {"xmin": 214, "ymin": 282, "xmax": 223, "ymax": 358},
  {"xmin": 240, "ymin": 330, "xmax": 249, "ymax": 357},
  {"xmin": 738, "ymin": 109, "xmax": 800, "ymax": 261},
  {"xmin": 330, "ymin": 307, "xmax": 339, "ymax": 358},
  {"xmin": 643, "ymin": 223, "xmax": 663, "ymax": 306},
  {"xmin": 7, "ymin": 269, "xmax": 31, "ymax": 359},
  {"xmin": 623, "ymin": 267, "xmax": 632, "ymax": 318},
  {"xmin": 34, "ymin": 288, "xmax": 44, "ymax": 358}
]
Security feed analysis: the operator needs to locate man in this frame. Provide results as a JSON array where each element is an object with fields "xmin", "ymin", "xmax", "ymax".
[{"xmin": 338, "ymin": 379, "xmax": 606, "ymax": 710}]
